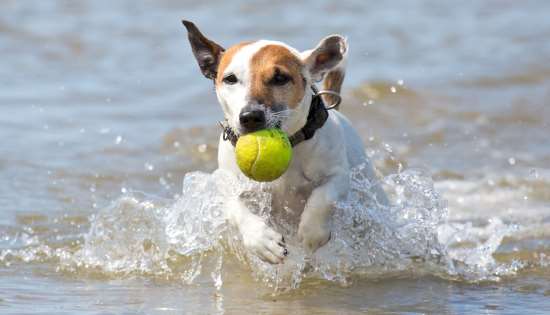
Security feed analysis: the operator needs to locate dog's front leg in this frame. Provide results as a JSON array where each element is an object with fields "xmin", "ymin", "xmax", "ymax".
[
  {"xmin": 298, "ymin": 171, "xmax": 349, "ymax": 253},
  {"xmin": 227, "ymin": 197, "xmax": 287, "ymax": 264}
]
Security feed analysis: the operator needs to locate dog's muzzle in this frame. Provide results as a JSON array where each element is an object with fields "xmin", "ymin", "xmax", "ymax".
[
  {"xmin": 239, "ymin": 109, "xmax": 266, "ymax": 133},
  {"xmin": 220, "ymin": 86, "xmax": 337, "ymax": 147}
]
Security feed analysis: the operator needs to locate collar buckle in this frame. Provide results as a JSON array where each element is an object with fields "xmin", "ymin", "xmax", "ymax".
[{"xmin": 219, "ymin": 121, "xmax": 238, "ymax": 146}]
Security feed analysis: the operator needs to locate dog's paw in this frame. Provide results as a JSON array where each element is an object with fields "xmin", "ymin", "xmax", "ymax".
[
  {"xmin": 241, "ymin": 220, "xmax": 287, "ymax": 264},
  {"xmin": 298, "ymin": 216, "xmax": 331, "ymax": 253}
]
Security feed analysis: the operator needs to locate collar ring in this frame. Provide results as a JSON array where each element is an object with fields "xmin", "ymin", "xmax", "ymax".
[{"xmin": 315, "ymin": 90, "xmax": 341, "ymax": 110}]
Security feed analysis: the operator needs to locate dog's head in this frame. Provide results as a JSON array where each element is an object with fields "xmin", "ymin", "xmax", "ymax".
[{"xmin": 182, "ymin": 20, "xmax": 347, "ymax": 136}]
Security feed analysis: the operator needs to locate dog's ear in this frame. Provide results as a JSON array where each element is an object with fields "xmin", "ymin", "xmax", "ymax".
[
  {"xmin": 302, "ymin": 35, "xmax": 347, "ymax": 82},
  {"xmin": 182, "ymin": 20, "xmax": 225, "ymax": 80}
]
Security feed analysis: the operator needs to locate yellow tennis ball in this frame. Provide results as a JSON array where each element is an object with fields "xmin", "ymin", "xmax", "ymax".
[{"xmin": 235, "ymin": 128, "xmax": 293, "ymax": 182}]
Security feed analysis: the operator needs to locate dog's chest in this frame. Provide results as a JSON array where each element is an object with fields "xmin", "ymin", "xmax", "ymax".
[{"xmin": 270, "ymin": 154, "xmax": 317, "ymax": 215}]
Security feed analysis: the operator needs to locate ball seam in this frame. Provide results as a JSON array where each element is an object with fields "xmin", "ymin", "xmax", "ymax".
[{"xmin": 250, "ymin": 135, "xmax": 261, "ymax": 176}]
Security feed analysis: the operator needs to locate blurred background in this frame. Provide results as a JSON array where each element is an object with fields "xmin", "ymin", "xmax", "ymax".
[{"xmin": 1, "ymin": 1, "xmax": 550, "ymax": 314}]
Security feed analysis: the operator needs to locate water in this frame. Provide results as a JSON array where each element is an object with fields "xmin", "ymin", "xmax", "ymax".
[{"xmin": 1, "ymin": 0, "xmax": 550, "ymax": 314}]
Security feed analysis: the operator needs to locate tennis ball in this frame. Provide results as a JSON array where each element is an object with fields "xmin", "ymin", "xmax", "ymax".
[{"xmin": 235, "ymin": 128, "xmax": 293, "ymax": 182}]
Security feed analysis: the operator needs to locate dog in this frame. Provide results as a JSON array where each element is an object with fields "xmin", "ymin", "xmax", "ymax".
[{"xmin": 182, "ymin": 20, "xmax": 387, "ymax": 264}]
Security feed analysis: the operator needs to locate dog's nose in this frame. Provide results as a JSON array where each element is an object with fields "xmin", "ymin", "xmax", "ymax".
[{"xmin": 239, "ymin": 109, "xmax": 266, "ymax": 132}]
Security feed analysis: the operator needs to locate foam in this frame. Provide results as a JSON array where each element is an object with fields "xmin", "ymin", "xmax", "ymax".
[{"xmin": 37, "ymin": 165, "xmax": 526, "ymax": 290}]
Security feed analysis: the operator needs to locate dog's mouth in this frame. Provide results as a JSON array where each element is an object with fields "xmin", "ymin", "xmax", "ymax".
[
  {"xmin": 237, "ymin": 104, "xmax": 291, "ymax": 135},
  {"xmin": 267, "ymin": 104, "xmax": 294, "ymax": 127}
]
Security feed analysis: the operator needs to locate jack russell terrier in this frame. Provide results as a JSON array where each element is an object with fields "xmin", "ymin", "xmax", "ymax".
[{"xmin": 182, "ymin": 20, "xmax": 388, "ymax": 264}]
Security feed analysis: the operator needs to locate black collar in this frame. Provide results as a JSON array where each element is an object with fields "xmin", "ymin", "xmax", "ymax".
[{"xmin": 221, "ymin": 86, "xmax": 329, "ymax": 147}]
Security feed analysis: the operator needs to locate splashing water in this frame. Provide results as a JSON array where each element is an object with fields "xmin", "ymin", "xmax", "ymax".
[{"xmin": 22, "ymin": 163, "xmax": 518, "ymax": 292}]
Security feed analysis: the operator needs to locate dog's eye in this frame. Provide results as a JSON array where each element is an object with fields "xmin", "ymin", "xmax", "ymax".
[
  {"xmin": 223, "ymin": 74, "xmax": 238, "ymax": 85},
  {"xmin": 269, "ymin": 72, "xmax": 292, "ymax": 86}
]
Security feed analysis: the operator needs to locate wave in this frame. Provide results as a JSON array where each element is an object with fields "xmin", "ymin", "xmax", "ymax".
[{"xmin": 4, "ymin": 165, "xmax": 546, "ymax": 292}]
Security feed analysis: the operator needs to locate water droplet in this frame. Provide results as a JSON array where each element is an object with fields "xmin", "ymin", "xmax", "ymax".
[
  {"xmin": 173, "ymin": 141, "xmax": 181, "ymax": 148},
  {"xmin": 390, "ymin": 86, "xmax": 397, "ymax": 93},
  {"xmin": 508, "ymin": 157, "xmax": 516, "ymax": 165},
  {"xmin": 121, "ymin": 187, "xmax": 127, "ymax": 193},
  {"xmin": 115, "ymin": 136, "xmax": 122, "ymax": 144},
  {"xmin": 198, "ymin": 144, "xmax": 207, "ymax": 153},
  {"xmin": 144, "ymin": 162, "xmax": 154, "ymax": 171},
  {"xmin": 397, "ymin": 79, "xmax": 404, "ymax": 86}
]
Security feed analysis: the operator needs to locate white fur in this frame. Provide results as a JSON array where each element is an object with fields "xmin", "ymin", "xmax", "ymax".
[{"xmin": 215, "ymin": 38, "xmax": 387, "ymax": 264}]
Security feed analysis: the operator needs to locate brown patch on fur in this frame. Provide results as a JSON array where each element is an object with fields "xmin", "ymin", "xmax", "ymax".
[
  {"xmin": 215, "ymin": 41, "xmax": 253, "ymax": 84},
  {"xmin": 322, "ymin": 69, "xmax": 345, "ymax": 110},
  {"xmin": 250, "ymin": 45, "xmax": 305, "ymax": 109},
  {"xmin": 316, "ymin": 52, "xmax": 331, "ymax": 66}
]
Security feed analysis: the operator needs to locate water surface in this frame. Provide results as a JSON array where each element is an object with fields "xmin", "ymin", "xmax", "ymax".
[{"xmin": 1, "ymin": 1, "xmax": 550, "ymax": 314}]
